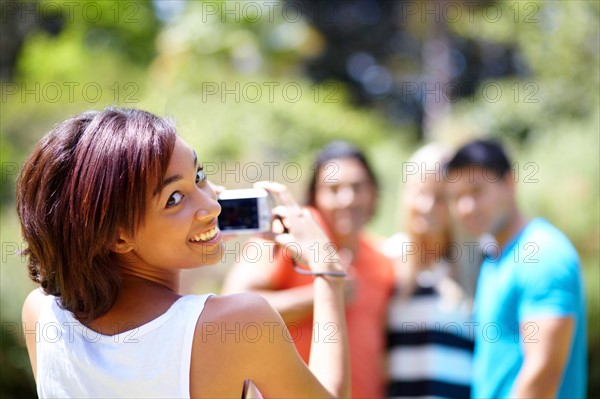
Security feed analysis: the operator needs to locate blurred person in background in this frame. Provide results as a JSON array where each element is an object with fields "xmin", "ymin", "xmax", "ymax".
[
  {"xmin": 383, "ymin": 144, "xmax": 475, "ymax": 399},
  {"xmin": 445, "ymin": 139, "xmax": 587, "ymax": 399},
  {"xmin": 223, "ymin": 141, "xmax": 395, "ymax": 398}
]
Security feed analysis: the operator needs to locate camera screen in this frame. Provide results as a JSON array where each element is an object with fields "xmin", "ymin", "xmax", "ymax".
[{"xmin": 218, "ymin": 198, "xmax": 260, "ymax": 230}]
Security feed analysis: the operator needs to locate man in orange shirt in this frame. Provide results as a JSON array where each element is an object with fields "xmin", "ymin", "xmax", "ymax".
[{"xmin": 223, "ymin": 141, "xmax": 395, "ymax": 398}]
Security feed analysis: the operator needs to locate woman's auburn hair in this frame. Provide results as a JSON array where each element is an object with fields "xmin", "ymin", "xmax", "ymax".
[{"xmin": 16, "ymin": 107, "xmax": 177, "ymax": 323}]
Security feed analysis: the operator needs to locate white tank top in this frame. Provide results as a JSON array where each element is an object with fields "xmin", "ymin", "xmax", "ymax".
[{"xmin": 36, "ymin": 293, "xmax": 212, "ymax": 398}]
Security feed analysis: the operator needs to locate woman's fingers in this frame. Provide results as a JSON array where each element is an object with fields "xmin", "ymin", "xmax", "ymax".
[
  {"xmin": 273, "ymin": 233, "xmax": 302, "ymax": 262},
  {"xmin": 253, "ymin": 213, "xmax": 287, "ymax": 241},
  {"xmin": 254, "ymin": 181, "xmax": 300, "ymax": 211},
  {"xmin": 253, "ymin": 181, "xmax": 343, "ymax": 275}
]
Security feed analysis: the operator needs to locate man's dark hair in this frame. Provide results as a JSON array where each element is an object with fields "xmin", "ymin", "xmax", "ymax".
[{"xmin": 445, "ymin": 139, "xmax": 512, "ymax": 177}]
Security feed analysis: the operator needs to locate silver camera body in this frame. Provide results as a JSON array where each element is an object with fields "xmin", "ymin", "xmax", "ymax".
[{"xmin": 217, "ymin": 188, "xmax": 272, "ymax": 234}]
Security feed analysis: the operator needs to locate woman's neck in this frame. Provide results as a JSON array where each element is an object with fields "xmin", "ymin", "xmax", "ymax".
[
  {"xmin": 120, "ymin": 270, "xmax": 180, "ymax": 293},
  {"xmin": 406, "ymin": 233, "xmax": 447, "ymax": 266},
  {"xmin": 85, "ymin": 274, "xmax": 181, "ymax": 335}
]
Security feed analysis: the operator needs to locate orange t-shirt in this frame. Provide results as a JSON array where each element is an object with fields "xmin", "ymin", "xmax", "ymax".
[{"xmin": 269, "ymin": 224, "xmax": 394, "ymax": 398}]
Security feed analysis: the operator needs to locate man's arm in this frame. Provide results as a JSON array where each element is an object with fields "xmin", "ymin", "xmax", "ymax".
[{"xmin": 511, "ymin": 316, "xmax": 574, "ymax": 398}]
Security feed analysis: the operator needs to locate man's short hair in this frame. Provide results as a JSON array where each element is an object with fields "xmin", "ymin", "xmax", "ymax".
[{"xmin": 446, "ymin": 139, "xmax": 512, "ymax": 177}]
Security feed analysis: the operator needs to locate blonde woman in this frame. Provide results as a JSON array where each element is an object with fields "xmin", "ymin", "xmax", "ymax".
[{"xmin": 384, "ymin": 144, "xmax": 474, "ymax": 399}]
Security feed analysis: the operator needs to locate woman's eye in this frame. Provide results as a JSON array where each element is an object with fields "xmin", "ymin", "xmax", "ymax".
[
  {"xmin": 166, "ymin": 192, "xmax": 183, "ymax": 208},
  {"xmin": 196, "ymin": 168, "xmax": 206, "ymax": 185}
]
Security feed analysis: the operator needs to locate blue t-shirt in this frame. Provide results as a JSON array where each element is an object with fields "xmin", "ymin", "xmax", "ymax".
[{"xmin": 472, "ymin": 218, "xmax": 587, "ymax": 399}]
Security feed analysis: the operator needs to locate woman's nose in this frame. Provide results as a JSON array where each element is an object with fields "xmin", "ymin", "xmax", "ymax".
[{"xmin": 193, "ymin": 189, "xmax": 221, "ymax": 221}]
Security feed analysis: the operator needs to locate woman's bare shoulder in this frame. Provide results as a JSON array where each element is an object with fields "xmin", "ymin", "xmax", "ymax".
[
  {"xmin": 201, "ymin": 292, "xmax": 282, "ymax": 325},
  {"xmin": 190, "ymin": 292, "xmax": 311, "ymax": 398},
  {"xmin": 22, "ymin": 288, "xmax": 51, "ymax": 381},
  {"xmin": 22, "ymin": 288, "xmax": 49, "ymax": 324}
]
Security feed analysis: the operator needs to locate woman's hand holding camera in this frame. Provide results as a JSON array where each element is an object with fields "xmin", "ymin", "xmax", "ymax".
[{"xmin": 254, "ymin": 181, "xmax": 347, "ymax": 278}]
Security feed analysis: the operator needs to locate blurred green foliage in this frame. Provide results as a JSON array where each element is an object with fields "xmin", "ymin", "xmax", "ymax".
[{"xmin": 1, "ymin": 0, "xmax": 598, "ymax": 397}]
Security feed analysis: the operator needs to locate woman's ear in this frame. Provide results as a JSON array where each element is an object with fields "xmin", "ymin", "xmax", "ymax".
[{"xmin": 111, "ymin": 230, "xmax": 135, "ymax": 253}]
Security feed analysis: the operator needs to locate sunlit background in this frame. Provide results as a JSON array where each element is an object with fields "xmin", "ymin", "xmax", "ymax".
[{"xmin": 1, "ymin": 0, "xmax": 598, "ymax": 396}]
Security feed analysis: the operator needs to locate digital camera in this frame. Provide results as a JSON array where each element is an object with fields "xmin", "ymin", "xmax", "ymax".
[{"xmin": 217, "ymin": 188, "xmax": 272, "ymax": 234}]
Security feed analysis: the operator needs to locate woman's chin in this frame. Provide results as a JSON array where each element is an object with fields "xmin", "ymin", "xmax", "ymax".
[{"xmin": 188, "ymin": 242, "xmax": 225, "ymax": 267}]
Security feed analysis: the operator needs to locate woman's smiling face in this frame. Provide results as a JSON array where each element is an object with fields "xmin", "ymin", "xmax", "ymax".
[{"xmin": 120, "ymin": 137, "xmax": 224, "ymax": 271}]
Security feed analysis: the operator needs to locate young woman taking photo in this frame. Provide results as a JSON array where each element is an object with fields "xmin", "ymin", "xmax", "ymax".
[{"xmin": 17, "ymin": 107, "xmax": 349, "ymax": 398}]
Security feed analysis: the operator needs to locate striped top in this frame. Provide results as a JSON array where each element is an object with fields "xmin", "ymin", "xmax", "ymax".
[{"xmin": 384, "ymin": 235, "xmax": 474, "ymax": 399}]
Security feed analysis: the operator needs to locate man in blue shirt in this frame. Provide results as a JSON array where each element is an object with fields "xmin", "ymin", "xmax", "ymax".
[{"xmin": 445, "ymin": 140, "xmax": 587, "ymax": 398}]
